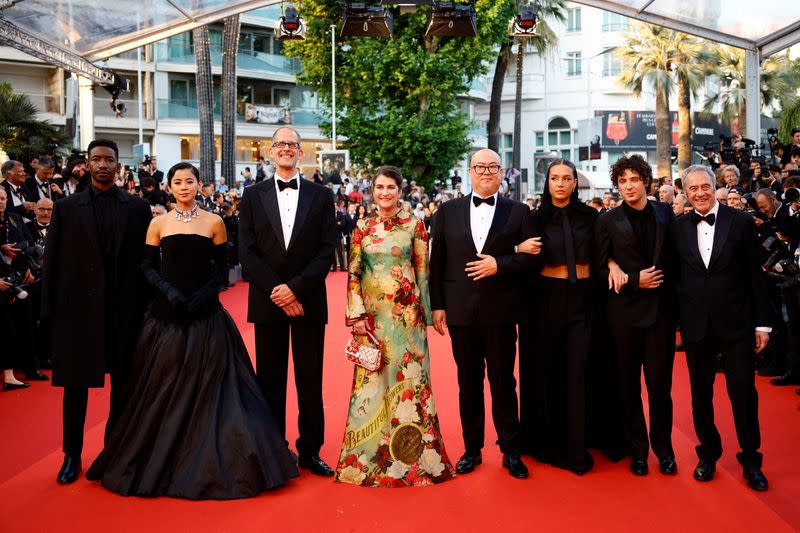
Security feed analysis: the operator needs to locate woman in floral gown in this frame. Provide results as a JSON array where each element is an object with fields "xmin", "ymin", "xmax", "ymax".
[{"xmin": 336, "ymin": 166, "xmax": 455, "ymax": 488}]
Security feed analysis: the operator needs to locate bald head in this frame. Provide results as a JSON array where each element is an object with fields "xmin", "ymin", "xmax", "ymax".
[
  {"xmin": 469, "ymin": 149, "xmax": 503, "ymax": 197},
  {"xmin": 35, "ymin": 198, "xmax": 53, "ymax": 225}
]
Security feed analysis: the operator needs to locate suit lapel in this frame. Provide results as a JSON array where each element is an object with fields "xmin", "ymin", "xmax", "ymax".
[
  {"xmin": 708, "ymin": 204, "xmax": 732, "ymax": 271},
  {"xmin": 258, "ymin": 179, "xmax": 286, "ymax": 251},
  {"xmin": 287, "ymin": 181, "xmax": 313, "ymax": 251},
  {"xmin": 682, "ymin": 214, "xmax": 704, "ymax": 270},
  {"xmin": 483, "ymin": 196, "xmax": 512, "ymax": 252},
  {"xmin": 652, "ymin": 202, "xmax": 666, "ymax": 266},
  {"xmin": 460, "ymin": 196, "xmax": 478, "ymax": 255},
  {"xmin": 613, "ymin": 206, "xmax": 645, "ymax": 264}
]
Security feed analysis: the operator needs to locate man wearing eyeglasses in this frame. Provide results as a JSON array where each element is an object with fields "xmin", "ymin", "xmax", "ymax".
[
  {"xmin": 238, "ymin": 126, "xmax": 338, "ymax": 477},
  {"xmin": 430, "ymin": 149, "xmax": 537, "ymax": 479}
]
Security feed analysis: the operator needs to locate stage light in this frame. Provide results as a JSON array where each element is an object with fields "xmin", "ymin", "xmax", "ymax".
[
  {"xmin": 341, "ymin": 3, "xmax": 393, "ymax": 38},
  {"xmin": 424, "ymin": 1, "xmax": 477, "ymax": 38},
  {"xmin": 509, "ymin": 4, "xmax": 538, "ymax": 37},
  {"xmin": 276, "ymin": 3, "xmax": 306, "ymax": 41}
]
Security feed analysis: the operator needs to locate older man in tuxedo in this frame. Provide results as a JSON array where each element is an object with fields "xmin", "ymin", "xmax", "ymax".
[
  {"xmin": 430, "ymin": 149, "xmax": 536, "ymax": 479},
  {"xmin": 672, "ymin": 165, "xmax": 772, "ymax": 491}
]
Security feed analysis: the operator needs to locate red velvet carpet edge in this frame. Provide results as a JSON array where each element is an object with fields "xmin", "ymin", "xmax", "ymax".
[{"xmin": 1, "ymin": 273, "xmax": 798, "ymax": 532}]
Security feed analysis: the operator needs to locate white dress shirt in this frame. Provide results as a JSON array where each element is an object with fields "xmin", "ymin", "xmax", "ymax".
[
  {"xmin": 34, "ymin": 177, "xmax": 50, "ymax": 200},
  {"xmin": 275, "ymin": 173, "xmax": 300, "ymax": 249},
  {"xmin": 7, "ymin": 183, "xmax": 24, "ymax": 207},
  {"xmin": 470, "ymin": 192, "xmax": 498, "ymax": 254},
  {"xmin": 696, "ymin": 201, "xmax": 720, "ymax": 269}
]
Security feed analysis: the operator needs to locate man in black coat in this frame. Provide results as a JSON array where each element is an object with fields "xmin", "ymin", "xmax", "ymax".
[
  {"xmin": 238, "ymin": 126, "xmax": 337, "ymax": 477},
  {"xmin": 22, "ymin": 156, "xmax": 64, "ymax": 202},
  {"xmin": 42, "ymin": 139, "xmax": 152, "ymax": 485},
  {"xmin": 430, "ymin": 148, "xmax": 536, "ymax": 479},
  {"xmin": 672, "ymin": 165, "xmax": 772, "ymax": 491},
  {"xmin": 595, "ymin": 154, "xmax": 678, "ymax": 477}
]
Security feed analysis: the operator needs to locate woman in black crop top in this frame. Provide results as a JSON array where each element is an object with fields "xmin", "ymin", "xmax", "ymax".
[{"xmin": 516, "ymin": 159, "xmax": 597, "ymax": 475}]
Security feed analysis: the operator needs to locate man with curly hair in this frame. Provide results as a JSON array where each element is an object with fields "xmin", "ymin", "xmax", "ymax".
[{"xmin": 595, "ymin": 154, "xmax": 678, "ymax": 477}]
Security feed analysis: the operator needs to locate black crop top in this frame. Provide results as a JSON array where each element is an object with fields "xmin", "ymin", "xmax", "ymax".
[{"xmin": 532, "ymin": 202, "xmax": 597, "ymax": 267}]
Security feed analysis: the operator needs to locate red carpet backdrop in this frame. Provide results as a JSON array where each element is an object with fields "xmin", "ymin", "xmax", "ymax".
[{"xmin": 1, "ymin": 274, "xmax": 798, "ymax": 532}]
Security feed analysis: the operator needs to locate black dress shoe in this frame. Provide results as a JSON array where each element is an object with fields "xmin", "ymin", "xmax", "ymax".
[
  {"xmin": 3, "ymin": 382, "xmax": 30, "ymax": 391},
  {"xmin": 297, "ymin": 455, "xmax": 334, "ymax": 477},
  {"xmin": 502, "ymin": 453, "xmax": 529, "ymax": 479},
  {"xmin": 57, "ymin": 455, "xmax": 81, "ymax": 484},
  {"xmin": 770, "ymin": 373, "xmax": 800, "ymax": 386},
  {"xmin": 455, "ymin": 451, "xmax": 482, "ymax": 474},
  {"xmin": 693, "ymin": 460, "xmax": 715, "ymax": 482},
  {"xmin": 23, "ymin": 370, "xmax": 49, "ymax": 381},
  {"xmin": 630, "ymin": 458, "xmax": 648, "ymax": 476},
  {"xmin": 743, "ymin": 467, "xmax": 769, "ymax": 491},
  {"xmin": 658, "ymin": 457, "xmax": 678, "ymax": 475},
  {"xmin": 757, "ymin": 366, "xmax": 782, "ymax": 377}
]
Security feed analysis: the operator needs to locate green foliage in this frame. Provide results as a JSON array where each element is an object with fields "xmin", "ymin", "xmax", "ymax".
[
  {"xmin": 284, "ymin": 1, "xmax": 518, "ymax": 187},
  {"xmin": 0, "ymin": 82, "xmax": 68, "ymax": 162}
]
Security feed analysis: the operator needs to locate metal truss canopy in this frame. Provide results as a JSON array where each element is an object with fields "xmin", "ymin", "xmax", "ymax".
[
  {"xmin": 0, "ymin": 0, "xmax": 284, "ymax": 61},
  {"xmin": 568, "ymin": 0, "xmax": 800, "ymax": 57}
]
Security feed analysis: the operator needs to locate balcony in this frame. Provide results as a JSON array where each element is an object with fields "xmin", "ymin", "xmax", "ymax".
[
  {"xmin": 154, "ymin": 43, "xmax": 301, "ymax": 75},
  {"xmin": 157, "ymin": 99, "xmax": 321, "ymax": 126},
  {"xmin": 94, "ymin": 97, "xmax": 150, "ymax": 118},
  {"xmin": 16, "ymin": 92, "xmax": 64, "ymax": 115}
]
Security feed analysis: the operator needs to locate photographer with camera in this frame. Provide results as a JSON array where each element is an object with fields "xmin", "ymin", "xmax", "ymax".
[
  {"xmin": 780, "ymin": 129, "xmax": 800, "ymax": 166},
  {"xmin": 23, "ymin": 156, "xmax": 63, "ymax": 202},
  {"xmin": 0, "ymin": 188, "xmax": 47, "ymax": 390},
  {"xmin": 25, "ymin": 199, "xmax": 53, "ymax": 367}
]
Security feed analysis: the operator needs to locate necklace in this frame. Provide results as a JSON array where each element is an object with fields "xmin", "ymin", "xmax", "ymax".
[{"xmin": 174, "ymin": 204, "xmax": 199, "ymax": 223}]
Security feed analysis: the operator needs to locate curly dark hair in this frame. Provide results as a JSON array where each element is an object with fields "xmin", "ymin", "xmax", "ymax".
[{"xmin": 609, "ymin": 154, "xmax": 653, "ymax": 189}]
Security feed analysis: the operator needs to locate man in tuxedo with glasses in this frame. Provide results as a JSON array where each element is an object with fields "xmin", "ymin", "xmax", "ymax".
[
  {"xmin": 430, "ymin": 149, "xmax": 536, "ymax": 479},
  {"xmin": 239, "ymin": 126, "xmax": 337, "ymax": 477},
  {"xmin": 672, "ymin": 165, "xmax": 772, "ymax": 491}
]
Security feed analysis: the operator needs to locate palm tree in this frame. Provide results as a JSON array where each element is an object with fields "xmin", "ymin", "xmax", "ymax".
[
  {"xmin": 221, "ymin": 15, "xmax": 241, "ymax": 189},
  {"xmin": 616, "ymin": 23, "xmax": 682, "ymax": 180},
  {"xmin": 0, "ymin": 81, "xmax": 68, "ymax": 162},
  {"xmin": 487, "ymin": 0, "xmax": 565, "ymax": 153},
  {"xmin": 194, "ymin": 26, "xmax": 215, "ymax": 183},
  {"xmin": 671, "ymin": 34, "xmax": 708, "ymax": 172},
  {"xmin": 703, "ymin": 47, "xmax": 797, "ymax": 138}
]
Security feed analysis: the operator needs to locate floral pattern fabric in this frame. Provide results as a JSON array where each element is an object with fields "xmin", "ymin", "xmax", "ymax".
[{"xmin": 336, "ymin": 212, "xmax": 455, "ymax": 488}]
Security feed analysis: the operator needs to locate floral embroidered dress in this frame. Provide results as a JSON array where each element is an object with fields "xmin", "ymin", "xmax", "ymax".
[{"xmin": 336, "ymin": 212, "xmax": 455, "ymax": 488}]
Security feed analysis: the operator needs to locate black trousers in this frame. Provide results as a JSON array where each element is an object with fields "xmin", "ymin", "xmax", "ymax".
[
  {"xmin": 610, "ymin": 311, "xmax": 675, "ymax": 460},
  {"xmin": 334, "ymin": 236, "xmax": 346, "ymax": 270},
  {"xmin": 254, "ymin": 318, "xmax": 325, "ymax": 457},
  {"xmin": 520, "ymin": 277, "xmax": 592, "ymax": 471},
  {"xmin": 62, "ymin": 371, "xmax": 129, "ymax": 457},
  {"xmin": 449, "ymin": 324, "xmax": 520, "ymax": 455},
  {"xmin": 0, "ymin": 298, "xmax": 38, "ymax": 373},
  {"xmin": 684, "ymin": 332, "xmax": 762, "ymax": 469}
]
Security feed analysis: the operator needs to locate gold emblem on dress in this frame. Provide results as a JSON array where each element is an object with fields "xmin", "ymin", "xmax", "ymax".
[{"xmin": 389, "ymin": 423, "xmax": 424, "ymax": 464}]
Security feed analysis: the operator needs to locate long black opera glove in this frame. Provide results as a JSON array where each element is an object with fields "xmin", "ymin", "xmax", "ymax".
[
  {"xmin": 141, "ymin": 244, "xmax": 187, "ymax": 308},
  {"xmin": 186, "ymin": 243, "xmax": 230, "ymax": 314}
]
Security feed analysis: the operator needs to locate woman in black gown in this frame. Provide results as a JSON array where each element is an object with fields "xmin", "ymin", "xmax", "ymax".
[
  {"xmin": 517, "ymin": 159, "xmax": 598, "ymax": 475},
  {"xmin": 86, "ymin": 163, "xmax": 298, "ymax": 499}
]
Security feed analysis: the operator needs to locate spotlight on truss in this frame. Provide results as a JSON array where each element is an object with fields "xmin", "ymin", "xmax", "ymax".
[
  {"xmin": 424, "ymin": 1, "xmax": 477, "ymax": 38},
  {"xmin": 341, "ymin": 2, "xmax": 393, "ymax": 38}
]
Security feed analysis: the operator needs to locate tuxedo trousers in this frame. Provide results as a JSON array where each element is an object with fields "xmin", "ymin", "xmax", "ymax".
[
  {"xmin": 62, "ymin": 371, "xmax": 129, "ymax": 456},
  {"xmin": 254, "ymin": 319, "xmax": 325, "ymax": 457},
  {"xmin": 684, "ymin": 331, "xmax": 762, "ymax": 469},
  {"xmin": 609, "ymin": 310, "xmax": 675, "ymax": 460},
  {"xmin": 449, "ymin": 324, "xmax": 520, "ymax": 455}
]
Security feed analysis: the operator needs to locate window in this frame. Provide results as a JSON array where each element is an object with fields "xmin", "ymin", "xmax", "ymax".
[
  {"xmin": 566, "ymin": 52, "xmax": 582, "ymax": 77},
  {"xmin": 603, "ymin": 12, "xmax": 629, "ymax": 32},
  {"xmin": 535, "ymin": 131, "xmax": 544, "ymax": 147},
  {"xmin": 500, "ymin": 134, "xmax": 514, "ymax": 167},
  {"xmin": 547, "ymin": 117, "xmax": 576, "ymax": 162},
  {"xmin": 603, "ymin": 52, "xmax": 623, "ymax": 77},
  {"xmin": 566, "ymin": 8, "xmax": 581, "ymax": 32}
]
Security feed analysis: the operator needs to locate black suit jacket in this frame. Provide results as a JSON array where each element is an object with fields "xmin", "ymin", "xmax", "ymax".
[
  {"xmin": 429, "ymin": 195, "xmax": 536, "ymax": 326},
  {"xmin": 671, "ymin": 203, "xmax": 771, "ymax": 342},
  {"xmin": 238, "ymin": 178, "xmax": 336, "ymax": 324},
  {"xmin": 594, "ymin": 201, "xmax": 677, "ymax": 328},
  {"xmin": 1, "ymin": 181, "xmax": 34, "ymax": 219},
  {"xmin": 23, "ymin": 176, "xmax": 63, "ymax": 202},
  {"xmin": 41, "ymin": 187, "xmax": 152, "ymax": 388}
]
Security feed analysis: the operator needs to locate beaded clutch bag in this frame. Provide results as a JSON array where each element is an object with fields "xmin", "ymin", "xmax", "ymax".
[{"xmin": 345, "ymin": 330, "xmax": 382, "ymax": 372}]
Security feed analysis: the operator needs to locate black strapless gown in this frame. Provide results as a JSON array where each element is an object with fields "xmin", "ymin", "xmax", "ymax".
[{"xmin": 86, "ymin": 234, "xmax": 298, "ymax": 499}]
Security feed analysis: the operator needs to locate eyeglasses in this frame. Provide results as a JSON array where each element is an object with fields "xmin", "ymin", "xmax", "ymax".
[
  {"xmin": 471, "ymin": 164, "xmax": 502, "ymax": 175},
  {"xmin": 272, "ymin": 141, "xmax": 301, "ymax": 150}
]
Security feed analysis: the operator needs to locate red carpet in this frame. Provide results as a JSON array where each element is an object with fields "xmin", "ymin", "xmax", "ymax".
[{"xmin": 1, "ymin": 273, "xmax": 799, "ymax": 532}]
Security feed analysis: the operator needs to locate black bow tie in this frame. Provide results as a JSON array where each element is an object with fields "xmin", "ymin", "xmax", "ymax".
[
  {"xmin": 473, "ymin": 195, "xmax": 495, "ymax": 207},
  {"xmin": 692, "ymin": 211, "xmax": 716, "ymax": 226},
  {"xmin": 278, "ymin": 178, "xmax": 298, "ymax": 191}
]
